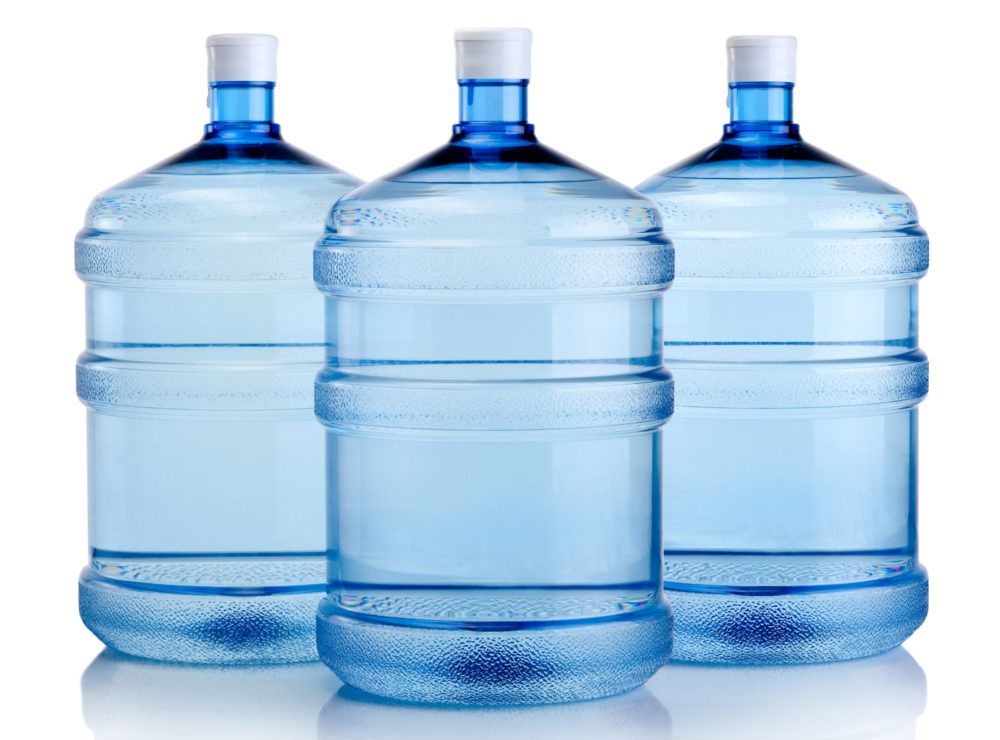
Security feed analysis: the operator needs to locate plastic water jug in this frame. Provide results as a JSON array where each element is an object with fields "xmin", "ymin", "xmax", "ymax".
[
  {"xmin": 76, "ymin": 34, "xmax": 361, "ymax": 664},
  {"xmin": 314, "ymin": 28, "xmax": 674, "ymax": 703},
  {"xmin": 637, "ymin": 36, "xmax": 928, "ymax": 663}
]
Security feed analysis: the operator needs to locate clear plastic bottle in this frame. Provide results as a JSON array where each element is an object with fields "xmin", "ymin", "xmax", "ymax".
[
  {"xmin": 76, "ymin": 34, "xmax": 361, "ymax": 664},
  {"xmin": 314, "ymin": 28, "xmax": 674, "ymax": 704},
  {"xmin": 637, "ymin": 36, "xmax": 929, "ymax": 663}
]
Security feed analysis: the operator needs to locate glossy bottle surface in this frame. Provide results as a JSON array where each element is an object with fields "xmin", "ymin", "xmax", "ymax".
[
  {"xmin": 638, "ymin": 79, "xmax": 928, "ymax": 663},
  {"xmin": 315, "ymin": 71, "xmax": 674, "ymax": 703},
  {"xmin": 76, "ymin": 78, "xmax": 361, "ymax": 663}
]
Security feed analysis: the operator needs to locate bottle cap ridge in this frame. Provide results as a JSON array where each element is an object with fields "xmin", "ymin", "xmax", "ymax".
[
  {"xmin": 727, "ymin": 35, "xmax": 796, "ymax": 83},
  {"xmin": 455, "ymin": 27, "xmax": 532, "ymax": 80},
  {"xmin": 206, "ymin": 34, "xmax": 278, "ymax": 83}
]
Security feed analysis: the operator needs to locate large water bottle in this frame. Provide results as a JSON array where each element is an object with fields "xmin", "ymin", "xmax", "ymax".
[
  {"xmin": 76, "ymin": 34, "xmax": 361, "ymax": 664},
  {"xmin": 314, "ymin": 28, "xmax": 674, "ymax": 704},
  {"xmin": 637, "ymin": 36, "xmax": 929, "ymax": 663}
]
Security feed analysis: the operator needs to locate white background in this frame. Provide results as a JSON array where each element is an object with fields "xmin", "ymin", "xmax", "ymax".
[{"xmin": 1, "ymin": 1, "xmax": 995, "ymax": 737}]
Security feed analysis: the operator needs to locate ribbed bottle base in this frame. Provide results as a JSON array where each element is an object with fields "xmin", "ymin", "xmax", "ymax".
[
  {"xmin": 316, "ymin": 599, "xmax": 673, "ymax": 705},
  {"xmin": 79, "ymin": 569, "xmax": 322, "ymax": 665},
  {"xmin": 664, "ymin": 568, "xmax": 928, "ymax": 664}
]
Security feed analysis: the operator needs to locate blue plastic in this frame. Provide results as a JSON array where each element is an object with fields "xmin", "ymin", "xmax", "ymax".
[
  {"xmin": 76, "ymin": 79, "xmax": 361, "ymax": 664},
  {"xmin": 637, "ymin": 79, "xmax": 929, "ymax": 663},
  {"xmin": 314, "ymin": 76, "xmax": 675, "ymax": 704}
]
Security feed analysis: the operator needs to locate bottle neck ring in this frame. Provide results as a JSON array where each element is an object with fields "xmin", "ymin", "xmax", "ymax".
[
  {"xmin": 207, "ymin": 81, "xmax": 279, "ymax": 137},
  {"xmin": 454, "ymin": 79, "xmax": 532, "ymax": 137},
  {"xmin": 725, "ymin": 82, "xmax": 798, "ymax": 136}
]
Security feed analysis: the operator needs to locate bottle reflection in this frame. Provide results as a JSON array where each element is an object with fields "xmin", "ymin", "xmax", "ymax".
[
  {"xmin": 649, "ymin": 648, "xmax": 926, "ymax": 740},
  {"xmin": 316, "ymin": 684, "xmax": 671, "ymax": 740},
  {"xmin": 81, "ymin": 650, "xmax": 337, "ymax": 740},
  {"xmin": 81, "ymin": 647, "xmax": 925, "ymax": 740}
]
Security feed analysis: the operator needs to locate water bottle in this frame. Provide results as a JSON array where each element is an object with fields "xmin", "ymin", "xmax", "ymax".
[
  {"xmin": 76, "ymin": 34, "xmax": 361, "ymax": 664},
  {"xmin": 637, "ymin": 36, "xmax": 929, "ymax": 663},
  {"xmin": 314, "ymin": 28, "xmax": 674, "ymax": 704}
]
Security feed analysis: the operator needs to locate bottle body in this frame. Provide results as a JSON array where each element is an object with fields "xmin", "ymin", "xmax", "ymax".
[
  {"xmin": 77, "ymin": 125, "xmax": 360, "ymax": 663},
  {"xmin": 315, "ymin": 113, "xmax": 674, "ymax": 702},
  {"xmin": 639, "ymin": 122, "xmax": 928, "ymax": 663}
]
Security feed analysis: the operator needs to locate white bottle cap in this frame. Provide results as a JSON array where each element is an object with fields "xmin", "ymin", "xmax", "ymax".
[
  {"xmin": 727, "ymin": 35, "xmax": 797, "ymax": 83},
  {"xmin": 455, "ymin": 28, "xmax": 532, "ymax": 80},
  {"xmin": 206, "ymin": 34, "xmax": 278, "ymax": 83}
]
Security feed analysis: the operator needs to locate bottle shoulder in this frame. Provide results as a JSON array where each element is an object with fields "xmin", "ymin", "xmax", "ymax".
[
  {"xmin": 80, "ymin": 135, "xmax": 361, "ymax": 236},
  {"xmin": 149, "ymin": 133, "xmax": 351, "ymax": 174},
  {"xmin": 325, "ymin": 138, "xmax": 664, "ymax": 244},
  {"xmin": 638, "ymin": 136, "xmax": 922, "ymax": 236},
  {"xmin": 647, "ymin": 136, "xmax": 865, "ymax": 180}
]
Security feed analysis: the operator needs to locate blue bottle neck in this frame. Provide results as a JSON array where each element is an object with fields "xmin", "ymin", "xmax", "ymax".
[
  {"xmin": 725, "ymin": 82, "xmax": 799, "ymax": 138},
  {"xmin": 206, "ymin": 82, "xmax": 280, "ymax": 138},
  {"xmin": 454, "ymin": 79, "xmax": 534, "ymax": 140}
]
